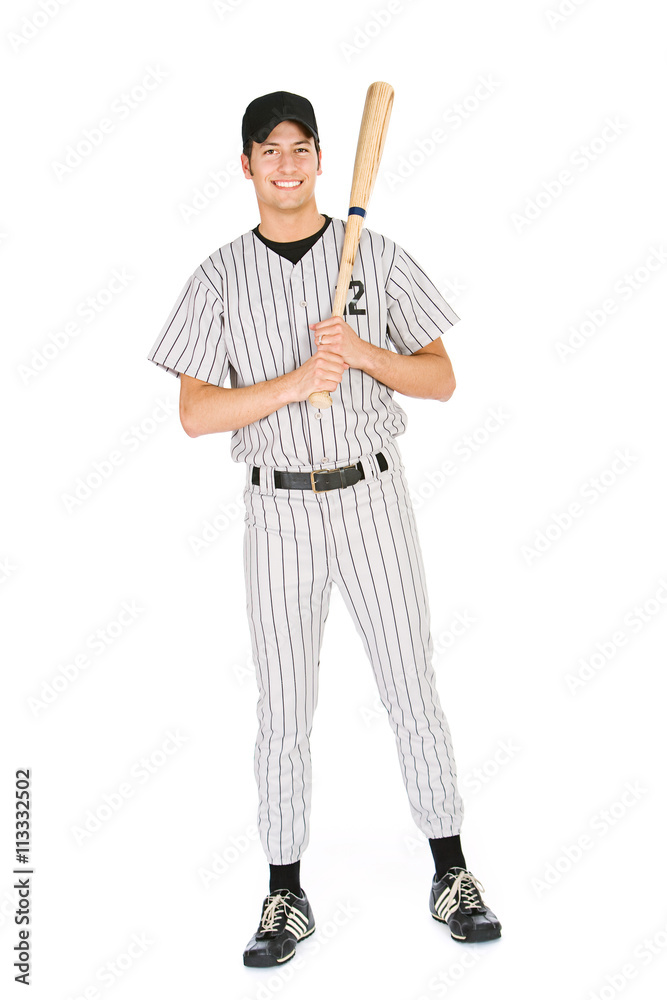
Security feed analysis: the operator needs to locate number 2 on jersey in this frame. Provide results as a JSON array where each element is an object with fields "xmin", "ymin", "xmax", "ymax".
[{"xmin": 343, "ymin": 280, "xmax": 365, "ymax": 316}]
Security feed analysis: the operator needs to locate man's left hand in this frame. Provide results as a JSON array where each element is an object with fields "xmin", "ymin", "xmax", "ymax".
[{"xmin": 309, "ymin": 318, "xmax": 370, "ymax": 370}]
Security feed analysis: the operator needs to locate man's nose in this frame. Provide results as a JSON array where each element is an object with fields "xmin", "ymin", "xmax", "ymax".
[{"xmin": 280, "ymin": 153, "xmax": 300, "ymax": 171}]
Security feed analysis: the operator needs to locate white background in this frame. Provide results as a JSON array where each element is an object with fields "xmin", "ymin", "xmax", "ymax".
[{"xmin": 2, "ymin": 0, "xmax": 666, "ymax": 997}]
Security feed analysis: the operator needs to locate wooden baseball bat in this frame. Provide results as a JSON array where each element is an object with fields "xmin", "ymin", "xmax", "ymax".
[{"xmin": 308, "ymin": 81, "xmax": 395, "ymax": 409}]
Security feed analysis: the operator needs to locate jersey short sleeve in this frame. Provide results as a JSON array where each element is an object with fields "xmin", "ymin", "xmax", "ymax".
[
  {"xmin": 147, "ymin": 273, "xmax": 229, "ymax": 385},
  {"xmin": 385, "ymin": 244, "xmax": 460, "ymax": 355}
]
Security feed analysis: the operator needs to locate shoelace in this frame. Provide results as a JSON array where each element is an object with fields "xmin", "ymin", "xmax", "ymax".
[
  {"xmin": 260, "ymin": 892, "xmax": 291, "ymax": 934},
  {"xmin": 447, "ymin": 869, "xmax": 487, "ymax": 913}
]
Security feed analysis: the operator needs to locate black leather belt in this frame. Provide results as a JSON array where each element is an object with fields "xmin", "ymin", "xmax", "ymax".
[{"xmin": 252, "ymin": 452, "xmax": 388, "ymax": 493}]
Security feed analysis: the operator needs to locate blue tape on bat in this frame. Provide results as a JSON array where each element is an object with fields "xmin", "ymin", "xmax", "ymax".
[{"xmin": 348, "ymin": 206, "xmax": 367, "ymax": 218}]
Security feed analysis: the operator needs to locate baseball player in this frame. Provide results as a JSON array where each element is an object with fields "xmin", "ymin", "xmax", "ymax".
[{"xmin": 147, "ymin": 91, "xmax": 501, "ymax": 967}]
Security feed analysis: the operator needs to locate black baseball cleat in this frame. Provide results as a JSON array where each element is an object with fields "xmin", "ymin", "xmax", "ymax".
[
  {"xmin": 430, "ymin": 867, "xmax": 501, "ymax": 942},
  {"xmin": 243, "ymin": 888, "xmax": 315, "ymax": 967}
]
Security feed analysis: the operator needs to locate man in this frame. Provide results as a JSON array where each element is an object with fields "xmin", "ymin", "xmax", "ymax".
[{"xmin": 147, "ymin": 91, "xmax": 501, "ymax": 967}]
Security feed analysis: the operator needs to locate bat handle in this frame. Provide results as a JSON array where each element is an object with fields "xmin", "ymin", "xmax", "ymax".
[
  {"xmin": 307, "ymin": 214, "xmax": 365, "ymax": 411},
  {"xmin": 308, "ymin": 389, "xmax": 333, "ymax": 409}
]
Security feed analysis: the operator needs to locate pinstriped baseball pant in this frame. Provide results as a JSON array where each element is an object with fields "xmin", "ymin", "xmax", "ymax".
[{"xmin": 242, "ymin": 437, "xmax": 464, "ymax": 864}]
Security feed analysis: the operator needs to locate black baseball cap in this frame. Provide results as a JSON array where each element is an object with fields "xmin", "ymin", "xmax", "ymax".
[{"xmin": 242, "ymin": 91, "xmax": 319, "ymax": 146}]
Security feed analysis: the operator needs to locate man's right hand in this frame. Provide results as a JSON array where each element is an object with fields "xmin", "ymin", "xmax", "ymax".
[
  {"xmin": 178, "ymin": 350, "xmax": 350, "ymax": 438},
  {"xmin": 283, "ymin": 349, "xmax": 349, "ymax": 403}
]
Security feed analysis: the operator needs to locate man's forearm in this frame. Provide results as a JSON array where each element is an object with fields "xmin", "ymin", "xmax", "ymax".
[
  {"xmin": 358, "ymin": 341, "xmax": 455, "ymax": 401},
  {"xmin": 181, "ymin": 339, "xmax": 452, "ymax": 438},
  {"xmin": 181, "ymin": 372, "xmax": 294, "ymax": 437}
]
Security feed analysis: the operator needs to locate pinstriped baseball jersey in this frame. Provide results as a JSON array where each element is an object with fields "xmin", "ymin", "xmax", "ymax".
[{"xmin": 146, "ymin": 217, "xmax": 460, "ymax": 470}]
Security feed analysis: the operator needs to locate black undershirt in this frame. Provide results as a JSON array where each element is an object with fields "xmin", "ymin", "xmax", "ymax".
[{"xmin": 252, "ymin": 215, "xmax": 332, "ymax": 264}]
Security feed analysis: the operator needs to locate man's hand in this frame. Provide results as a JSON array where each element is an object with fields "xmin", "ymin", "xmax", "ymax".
[
  {"xmin": 308, "ymin": 319, "xmax": 455, "ymax": 401},
  {"xmin": 282, "ymin": 349, "xmax": 350, "ymax": 403},
  {"xmin": 309, "ymin": 317, "xmax": 371, "ymax": 370}
]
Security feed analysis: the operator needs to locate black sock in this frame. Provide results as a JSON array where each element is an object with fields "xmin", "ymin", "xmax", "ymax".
[
  {"xmin": 429, "ymin": 835, "xmax": 467, "ymax": 880},
  {"xmin": 269, "ymin": 861, "xmax": 301, "ymax": 896}
]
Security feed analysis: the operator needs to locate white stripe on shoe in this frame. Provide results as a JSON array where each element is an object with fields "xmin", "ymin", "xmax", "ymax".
[
  {"xmin": 435, "ymin": 887, "xmax": 456, "ymax": 922},
  {"xmin": 285, "ymin": 909, "xmax": 309, "ymax": 936}
]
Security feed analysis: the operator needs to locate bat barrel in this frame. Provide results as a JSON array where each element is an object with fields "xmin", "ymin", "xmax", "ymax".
[{"xmin": 348, "ymin": 81, "xmax": 394, "ymax": 213}]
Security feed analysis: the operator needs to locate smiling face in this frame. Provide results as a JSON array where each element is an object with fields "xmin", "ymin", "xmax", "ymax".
[{"xmin": 241, "ymin": 119, "xmax": 322, "ymax": 217}]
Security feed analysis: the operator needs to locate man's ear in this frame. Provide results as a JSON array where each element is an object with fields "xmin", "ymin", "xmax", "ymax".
[
  {"xmin": 241, "ymin": 152, "xmax": 253, "ymax": 179},
  {"xmin": 317, "ymin": 148, "xmax": 323, "ymax": 176}
]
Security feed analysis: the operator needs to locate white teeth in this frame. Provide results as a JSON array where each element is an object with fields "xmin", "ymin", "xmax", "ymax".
[{"xmin": 273, "ymin": 180, "xmax": 301, "ymax": 188}]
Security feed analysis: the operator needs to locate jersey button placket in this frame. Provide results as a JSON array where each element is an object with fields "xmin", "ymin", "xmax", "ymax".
[{"xmin": 296, "ymin": 269, "xmax": 323, "ymax": 436}]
